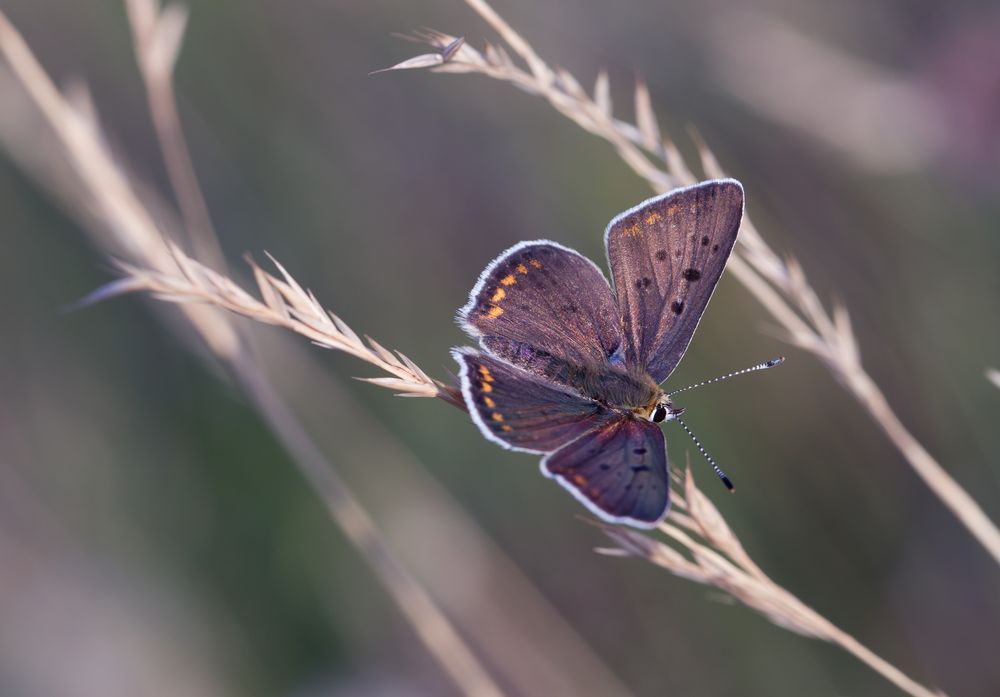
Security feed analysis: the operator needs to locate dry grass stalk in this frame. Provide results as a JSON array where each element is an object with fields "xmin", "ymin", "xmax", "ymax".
[
  {"xmin": 103, "ymin": 247, "xmax": 461, "ymax": 406},
  {"xmin": 599, "ymin": 467, "xmax": 946, "ymax": 697},
  {"xmin": 0, "ymin": 5, "xmax": 499, "ymax": 697},
  {"xmin": 0, "ymin": 1, "xmax": 970, "ymax": 693},
  {"xmin": 121, "ymin": 0, "xmax": 466, "ymax": 410},
  {"xmin": 125, "ymin": 0, "xmax": 225, "ymax": 271},
  {"xmin": 377, "ymin": 3, "xmax": 972, "ymax": 696},
  {"xmin": 380, "ymin": 0, "xmax": 1000, "ymax": 568}
]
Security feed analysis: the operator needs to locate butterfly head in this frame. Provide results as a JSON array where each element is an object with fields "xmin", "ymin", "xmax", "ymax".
[{"xmin": 648, "ymin": 394, "xmax": 683, "ymax": 423}]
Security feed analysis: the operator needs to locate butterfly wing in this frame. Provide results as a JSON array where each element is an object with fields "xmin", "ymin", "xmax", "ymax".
[
  {"xmin": 458, "ymin": 241, "xmax": 626, "ymax": 379},
  {"xmin": 453, "ymin": 348, "xmax": 616, "ymax": 454},
  {"xmin": 541, "ymin": 416, "xmax": 669, "ymax": 527},
  {"xmin": 605, "ymin": 179, "xmax": 743, "ymax": 382}
]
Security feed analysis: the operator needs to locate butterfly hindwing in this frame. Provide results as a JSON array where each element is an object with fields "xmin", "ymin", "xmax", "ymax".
[
  {"xmin": 453, "ymin": 348, "xmax": 615, "ymax": 454},
  {"xmin": 541, "ymin": 416, "xmax": 669, "ymax": 527},
  {"xmin": 459, "ymin": 241, "xmax": 626, "ymax": 380},
  {"xmin": 605, "ymin": 179, "xmax": 743, "ymax": 382}
]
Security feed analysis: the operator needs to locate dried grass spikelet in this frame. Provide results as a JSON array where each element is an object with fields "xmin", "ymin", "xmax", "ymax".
[
  {"xmin": 379, "ymin": 4, "xmax": 966, "ymax": 695},
  {"xmin": 598, "ymin": 467, "xmax": 830, "ymax": 640},
  {"xmin": 600, "ymin": 467, "xmax": 826, "ymax": 638},
  {"xmin": 0, "ymin": 5, "xmax": 496, "ymax": 697},
  {"xmin": 598, "ymin": 468, "xmax": 947, "ymax": 697},
  {"xmin": 379, "ymin": 0, "xmax": 1000, "ymax": 575},
  {"xmin": 92, "ymin": 244, "xmax": 462, "ymax": 407}
]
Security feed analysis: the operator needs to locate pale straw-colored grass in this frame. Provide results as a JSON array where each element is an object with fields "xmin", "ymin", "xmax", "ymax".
[
  {"xmin": 102, "ymin": 247, "xmax": 459, "ymax": 405},
  {"xmin": 0, "ymin": 5, "xmax": 498, "ymax": 697},
  {"xmin": 379, "ymin": 0, "xmax": 1000, "ymax": 574},
  {"xmin": 600, "ymin": 467, "xmax": 946, "ymax": 697},
  {"xmin": 0, "ymin": 2, "xmax": 974, "ymax": 696},
  {"xmin": 376, "ymin": 3, "xmax": 1000, "ymax": 694}
]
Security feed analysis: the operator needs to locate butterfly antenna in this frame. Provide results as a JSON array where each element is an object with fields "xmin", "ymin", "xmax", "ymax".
[
  {"xmin": 667, "ymin": 356, "xmax": 785, "ymax": 397},
  {"xmin": 674, "ymin": 417, "xmax": 734, "ymax": 492}
]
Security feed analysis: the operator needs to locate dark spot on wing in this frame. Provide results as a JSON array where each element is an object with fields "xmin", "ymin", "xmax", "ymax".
[
  {"xmin": 634, "ymin": 277, "xmax": 652, "ymax": 290},
  {"xmin": 674, "ymin": 250, "xmax": 682, "ymax": 258},
  {"xmin": 630, "ymin": 465, "xmax": 651, "ymax": 473},
  {"xmin": 598, "ymin": 463, "xmax": 610, "ymax": 471},
  {"xmin": 655, "ymin": 249, "xmax": 667, "ymax": 261},
  {"xmin": 633, "ymin": 447, "xmax": 647, "ymax": 455},
  {"xmin": 712, "ymin": 244, "xmax": 720, "ymax": 252},
  {"xmin": 701, "ymin": 236, "xmax": 710, "ymax": 246},
  {"xmin": 683, "ymin": 268, "xmax": 702, "ymax": 281},
  {"xmin": 671, "ymin": 300, "xmax": 684, "ymax": 314}
]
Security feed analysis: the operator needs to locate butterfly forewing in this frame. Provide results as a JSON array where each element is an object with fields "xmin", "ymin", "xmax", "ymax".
[
  {"xmin": 453, "ymin": 348, "xmax": 615, "ymax": 454},
  {"xmin": 605, "ymin": 180, "xmax": 743, "ymax": 382},
  {"xmin": 541, "ymin": 417, "xmax": 669, "ymax": 527},
  {"xmin": 459, "ymin": 241, "xmax": 625, "ymax": 380}
]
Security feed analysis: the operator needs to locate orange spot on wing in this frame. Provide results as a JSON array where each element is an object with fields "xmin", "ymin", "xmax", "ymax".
[
  {"xmin": 516, "ymin": 263, "xmax": 528, "ymax": 274},
  {"xmin": 490, "ymin": 288, "xmax": 506, "ymax": 302},
  {"xmin": 477, "ymin": 365, "xmax": 495, "ymax": 382},
  {"xmin": 491, "ymin": 412, "xmax": 505, "ymax": 422},
  {"xmin": 529, "ymin": 259, "xmax": 542, "ymax": 269},
  {"xmin": 501, "ymin": 425, "xmax": 513, "ymax": 432},
  {"xmin": 623, "ymin": 223, "xmax": 642, "ymax": 236},
  {"xmin": 645, "ymin": 212, "xmax": 662, "ymax": 225},
  {"xmin": 665, "ymin": 205, "xmax": 678, "ymax": 216},
  {"xmin": 479, "ymin": 381, "xmax": 493, "ymax": 393},
  {"xmin": 483, "ymin": 396, "xmax": 496, "ymax": 408},
  {"xmin": 486, "ymin": 305, "xmax": 504, "ymax": 319},
  {"xmin": 500, "ymin": 274, "xmax": 517, "ymax": 286},
  {"xmin": 572, "ymin": 474, "xmax": 587, "ymax": 486}
]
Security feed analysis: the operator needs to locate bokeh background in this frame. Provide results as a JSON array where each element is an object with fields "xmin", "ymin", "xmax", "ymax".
[{"xmin": 1, "ymin": 1, "xmax": 999, "ymax": 696}]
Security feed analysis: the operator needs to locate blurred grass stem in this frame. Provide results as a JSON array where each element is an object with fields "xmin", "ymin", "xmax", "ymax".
[{"xmin": 0, "ymin": 6, "xmax": 503, "ymax": 696}]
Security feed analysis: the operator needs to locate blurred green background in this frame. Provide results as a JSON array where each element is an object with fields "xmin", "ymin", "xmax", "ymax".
[{"xmin": 1, "ymin": 1, "xmax": 998, "ymax": 696}]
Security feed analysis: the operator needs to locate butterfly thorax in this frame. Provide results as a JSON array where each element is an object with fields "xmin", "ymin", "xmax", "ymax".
[
  {"xmin": 572, "ymin": 363, "xmax": 663, "ymax": 416},
  {"xmin": 482, "ymin": 335, "xmax": 664, "ymax": 416}
]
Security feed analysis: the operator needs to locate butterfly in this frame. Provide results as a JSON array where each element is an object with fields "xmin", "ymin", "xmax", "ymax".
[{"xmin": 452, "ymin": 179, "xmax": 744, "ymax": 528}]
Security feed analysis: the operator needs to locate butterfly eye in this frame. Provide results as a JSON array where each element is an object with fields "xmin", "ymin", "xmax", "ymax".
[{"xmin": 651, "ymin": 405, "xmax": 668, "ymax": 423}]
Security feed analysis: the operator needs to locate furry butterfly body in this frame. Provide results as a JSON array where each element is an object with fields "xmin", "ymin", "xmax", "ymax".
[{"xmin": 454, "ymin": 179, "xmax": 744, "ymax": 528}]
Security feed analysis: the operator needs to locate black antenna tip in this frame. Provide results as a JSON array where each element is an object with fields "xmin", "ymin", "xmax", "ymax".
[
  {"xmin": 722, "ymin": 475, "xmax": 735, "ymax": 491},
  {"xmin": 766, "ymin": 356, "xmax": 786, "ymax": 367}
]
